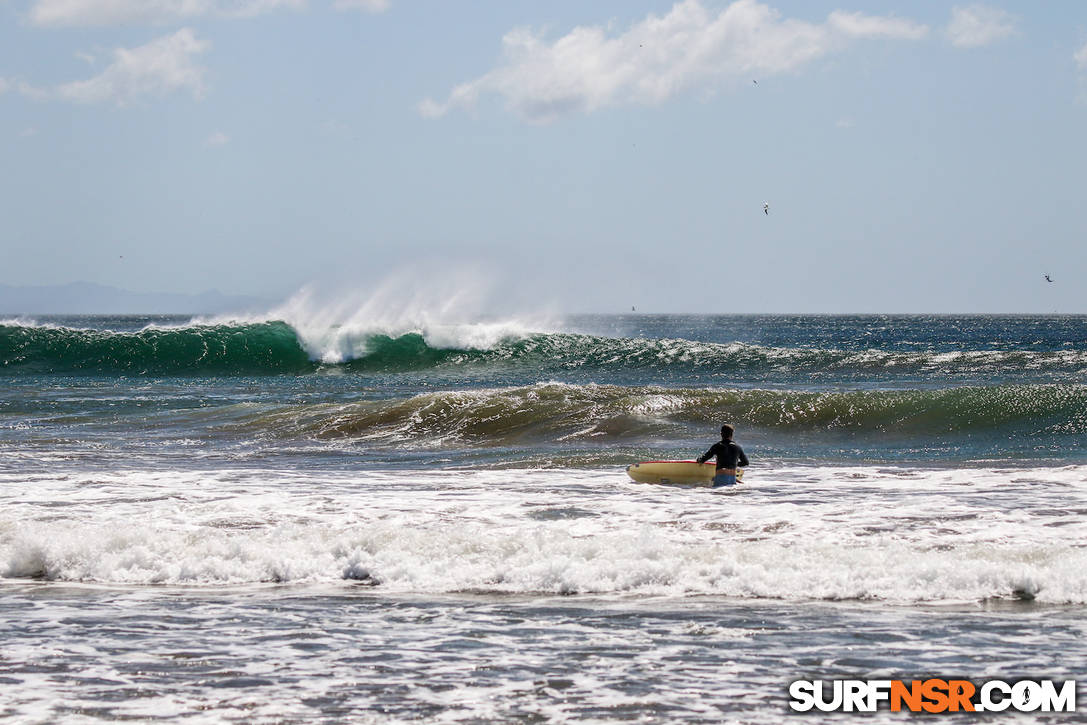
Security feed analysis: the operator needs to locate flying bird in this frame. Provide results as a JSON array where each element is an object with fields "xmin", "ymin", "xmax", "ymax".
[
  {"xmin": 763, "ymin": 202, "xmax": 769, "ymax": 215},
  {"xmin": 1045, "ymin": 274, "xmax": 1053, "ymax": 283},
  {"xmin": 752, "ymin": 80, "xmax": 758, "ymax": 85}
]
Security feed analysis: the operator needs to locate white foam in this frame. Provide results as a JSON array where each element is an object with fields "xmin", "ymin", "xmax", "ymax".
[
  {"xmin": 0, "ymin": 316, "xmax": 61, "ymax": 329},
  {"xmin": 4, "ymin": 465, "xmax": 1087, "ymax": 603}
]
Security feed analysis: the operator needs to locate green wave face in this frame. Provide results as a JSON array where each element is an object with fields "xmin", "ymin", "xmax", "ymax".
[
  {"xmin": 233, "ymin": 383, "xmax": 1087, "ymax": 446},
  {"xmin": 0, "ymin": 321, "xmax": 314, "ymax": 374},
  {"xmin": 3, "ymin": 321, "xmax": 1086, "ymax": 381},
  {"xmin": 329, "ymin": 330, "xmax": 1087, "ymax": 381}
]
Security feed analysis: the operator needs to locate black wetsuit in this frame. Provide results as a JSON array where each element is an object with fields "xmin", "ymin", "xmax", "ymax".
[{"xmin": 697, "ymin": 439, "xmax": 749, "ymax": 470}]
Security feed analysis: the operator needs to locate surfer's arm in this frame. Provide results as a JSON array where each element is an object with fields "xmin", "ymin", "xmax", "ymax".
[
  {"xmin": 696, "ymin": 443, "xmax": 717, "ymax": 464},
  {"xmin": 737, "ymin": 446, "xmax": 749, "ymax": 467}
]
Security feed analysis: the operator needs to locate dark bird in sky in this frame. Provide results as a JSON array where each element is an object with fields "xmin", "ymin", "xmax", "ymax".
[{"xmin": 1045, "ymin": 274, "xmax": 1053, "ymax": 283}]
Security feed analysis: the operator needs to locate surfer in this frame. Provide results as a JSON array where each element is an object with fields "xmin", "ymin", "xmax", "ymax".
[{"xmin": 697, "ymin": 424, "xmax": 749, "ymax": 487}]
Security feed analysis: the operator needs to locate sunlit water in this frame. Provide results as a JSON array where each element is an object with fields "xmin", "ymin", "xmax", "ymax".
[{"xmin": 2, "ymin": 313, "xmax": 1086, "ymax": 721}]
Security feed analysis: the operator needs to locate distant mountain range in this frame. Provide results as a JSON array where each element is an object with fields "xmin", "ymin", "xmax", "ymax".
[{"xmin": 0, "ymin": 282, "xmax": 273, "ymax": 315}]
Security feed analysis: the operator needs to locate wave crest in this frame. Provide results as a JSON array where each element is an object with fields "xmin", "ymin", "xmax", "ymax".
[
  {"xmin": 0, "ymin": 320, "xmax": 312, "ymax": 374},
  {"xmin": 230, "ymin": 382, "xmax": 1087, "ymax": 445},
  {"xmin": 4, "ymin": 318, "xmax": 1087, "ymax": 379}
]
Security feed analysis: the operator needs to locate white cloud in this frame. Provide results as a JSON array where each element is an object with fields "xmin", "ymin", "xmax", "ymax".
[
  {"xmin": 333, "ymin": 0, "xmax": 388, "ymax": 12},
  {"xmin": 1076, "ymin": 42, "xmax": 1087, "ymax": 71},
  {"xmin": 1, "ymin": 78, "xmax": 51, "ymax": 100},
  {"xmin": 28, "ymin": 0, "xmax": 304, "ymax": 27},
  {"xmin": 421, "ymin": 0, "xmax": 928, "ymax": 123},
  {"xmin": 17, "ymin": 81, "xmax": 52, "ymax": 101},
  {"xmin": 205, "ymin": 130, "xmax": 230, "ymax": 146},
  {"xmin": 56, "ymin": 28, "xmax": 210, "ymax": 105},
  {"xmin": 946, "ymin": 4, "xmax": 1017, "ymax": 48},
  {"xmin": 828, "ymin": 10, "xmax": 928, "ymax": 40}
]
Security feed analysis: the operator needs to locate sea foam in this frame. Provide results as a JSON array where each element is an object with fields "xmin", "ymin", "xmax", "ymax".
[{"xmin": 4, "ymin": 466, "xmax": 1086, "ymax": 603}]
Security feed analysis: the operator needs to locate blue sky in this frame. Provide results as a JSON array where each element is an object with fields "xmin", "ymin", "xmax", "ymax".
[{"xmin": 1, "ymin": 1, "xmax": 1085, "ymax": 313}]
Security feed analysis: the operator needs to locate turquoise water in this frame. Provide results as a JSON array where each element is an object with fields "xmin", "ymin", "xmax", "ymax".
[{"xmin": 3, "ymin": 314, "xmax": 1087, "ymax": 468}]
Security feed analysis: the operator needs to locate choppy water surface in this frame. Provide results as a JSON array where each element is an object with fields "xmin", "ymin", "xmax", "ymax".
[
  {"xmin": 3, "ymin": 586, "xmax": 1082, "ymax": 724},
  {"xmin": 2, "ymin": 313, "xmax": 1086, "ymax": 722}
]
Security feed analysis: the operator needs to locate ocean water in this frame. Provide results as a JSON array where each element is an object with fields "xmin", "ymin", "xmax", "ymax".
[{"xmin": 1, "ymin": 311, "xmax": 1086, "ymax": 722}]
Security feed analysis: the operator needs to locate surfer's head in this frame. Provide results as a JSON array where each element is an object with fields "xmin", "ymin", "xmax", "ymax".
[{"xmin": 720, "ymin": 424, "xmax": 734, "ymax": 440}]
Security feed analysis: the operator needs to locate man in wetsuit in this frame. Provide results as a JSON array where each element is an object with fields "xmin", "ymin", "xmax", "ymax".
[{"xmin": 697, "ymin": 424, "xmax": 749, "ymax": 487}]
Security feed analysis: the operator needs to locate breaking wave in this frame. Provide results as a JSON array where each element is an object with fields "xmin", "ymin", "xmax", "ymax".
[
  {"xmin": 232, "ymin": 382, "xmax": 1087, "ymax": 444},
  {"xmin": 3, "ymin": 319, "xmax": 1087, "ymax": 379},
  {"xmin": 5, "ymin": 467, "xmax": 1086, "ymax": 603}
]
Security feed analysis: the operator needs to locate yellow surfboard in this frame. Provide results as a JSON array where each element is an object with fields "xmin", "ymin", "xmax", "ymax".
[{"xmin": 625, "ymin": 460, "xmax": 744, "ymax": 486}]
